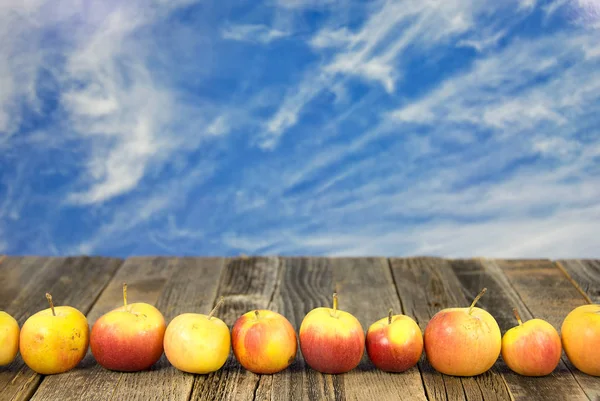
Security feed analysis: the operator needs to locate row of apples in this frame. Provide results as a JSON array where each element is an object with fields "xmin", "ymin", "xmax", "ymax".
[{"xmin": 1, "ymin": 285, "xmax": 598, "ymax": 377}]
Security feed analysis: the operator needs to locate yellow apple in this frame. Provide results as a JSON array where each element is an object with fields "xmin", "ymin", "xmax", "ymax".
[
  {"xmin": 90, "ymin": 283, "xmax": 166, "ymax": 372},
  {"xmin": 299, "ymin": 293, "xmax": 365, "ymax": 374},
  {"xmin": 232, "ymin": 309, "xmax": 297, "ymax": 374},
  {"xmin": 366, "ymin": 309, "xmax": 423, "ymax": 372},
  {"xmin": 20, "ymin": 293, "xmax": 89, "ymax": 374},
  {"xmin": 501, "ymin": 308, "xmax": 561, "ymax": 376},
  {"xmin": 424, "ymin": 288, "xmax": 501, "ymax": 376},
  {"xmin": 562, "ymin": 304, "xmax": 600, "ymax": 376},
  {"xmin": 164, "ymin": 296, "xmax": 230, "ymax": 374},
  {"xmin": 0, "ymin": 311, "xmax": 19, "ymax": 366}
]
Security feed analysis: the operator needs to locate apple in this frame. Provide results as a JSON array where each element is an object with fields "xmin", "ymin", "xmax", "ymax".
[
  {"xmin": 501, "ymin": 308, "xmax": 561, "ymax": 376},
  {"xmin": 424, "ymin": 288, "xmax": 501, "ymax": 376},
  {"xmin": 366, "ymin": 308, "xmax": 423, "ymax": 372},
  {"xmin": 20, "ymin": 293, "xmax": 89, "ymax": 374},
  {"xmin": 90, "ymin": 283, "xmax": 166, "ymax": 372},
  {"xmin": 562, "ymin": 304, "xmax": 600, "ymax": 376},
  {"xmin": 0, "ymin": 311, "xmax": 20, "ymax": 366},
  {"xmin": 232, "ymin": 309, "xmax": 297, "ymax": 374},
  {"xmin": 299, "ymin": 293, "xmax": 365, "ymax": 374},
  {"xmin": 164, "ymin": 296, "xmax": 230, "ymax": 374}
]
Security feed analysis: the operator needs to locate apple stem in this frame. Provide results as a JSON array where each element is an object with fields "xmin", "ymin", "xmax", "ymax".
[
  {"xmin": 468, "ymin": 288, "xmax": 487, "ymax": 315},
  {"xmin": 388, "ymin": 308, "xmax": 393, "ymax": 325},
  {"xmin": 513, "ymin": 308, "xmax": 523, "ymax": 325},
  {"xmin": 254, "ymin": 310, "xmax": 260, "ymax": 320},
  {"xmin": 46, "ymin": 293, "xmax": 56, "ymax": 316},
  {"xmin": 208, "ymin": 296, "xmax": 225, "ymax": 320},
  {"xmin": 123, "ymin": 283, "xmax": 128, "ymax": 307},
  {"xmin": 331, "ymin": 292, "xmax": 338, "ymax": 317}
]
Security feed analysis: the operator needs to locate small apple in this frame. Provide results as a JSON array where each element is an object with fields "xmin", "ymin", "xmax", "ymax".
[
  {"xmin": 0, "ymin": 311, "xmax": 20, "ymax": 366},
  {"xmin": 562, "ymin": 304, "xmax": 600, "ymax": 376},
  {"xmin": 90, "ymin": 283, "xmax": 166, "ymax": 372},
  {"xmin": 232, "ymin": 309, "xmax": 297, "ymax": 374},
  {"xmin": 164, "ymin": 296, "xmax": 230, "ymax": 374},
  {"xmin": 424, "ymin": 288, "xmax": 501, "ymax": 376},
  {"xmin": 501, "ymin": 308, "xmax": 561, "ymax": 376},
  {"xmin": 299, "ymin": 293, "xmax": 365, "ymax": 374},
  {"xmin": 366, "ymin": 308, "xmax": 423, "ymax": 372},
  {"xmin": 20, "ymin": 293, "xmax": 89, "ymax": 374}
]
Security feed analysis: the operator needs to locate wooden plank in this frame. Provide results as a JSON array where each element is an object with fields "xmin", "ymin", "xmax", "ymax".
[
  {"xmin": 390, "ymin": 257, "xmax": 512, "ymax": 401},
  {"xmin": 0, "ymin": 256, "xmax": 123, "ymax": 401},
  {"xmin": 485, "ymin": 259, "xmax": 600, "ymax": 400},
  {"xmin": 448, "ymin": 259, "xmax": 588, "ymax": 401},
  {"xmin": 332, "ymin": 257, "xmax": 427, "ymax": 401},
  {"xmin": 189, "ymin": 256, "xmax": 280, "ymax": 401},
  {"xmin": 556, "ymin": 259, "xmax": 600, "ymax": 304},
  {"xmin": 252, "ymin": 257, "xmax": 428, "ymax": 401},
  {"xmin": 30, "ymin": 257, "xmax": 225, "ymax": 401}
]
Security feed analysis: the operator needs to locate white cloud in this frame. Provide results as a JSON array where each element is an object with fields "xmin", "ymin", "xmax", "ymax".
[
  {"xmin": 262, "ymin": 0, "xmax": 528, "ymax": 149},
  {"xmin": 222, "ymin": 24, "xmax": 288, "ymax": 44}
]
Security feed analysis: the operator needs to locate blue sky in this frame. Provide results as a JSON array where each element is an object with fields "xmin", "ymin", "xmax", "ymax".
[{"xmin": 1, "ymin": 0, "xmax": 599, "ymax": 258}]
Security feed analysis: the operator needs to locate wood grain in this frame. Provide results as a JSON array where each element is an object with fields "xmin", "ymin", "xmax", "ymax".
[
  {"xmin": 448, "ymin": 258, "xmax": 588, "ymax": 401},
  {"xmin": 556, "ymin": 259, "xmax": 600, "ymax": 304},
  {"xmin": 484, "ymin": 258, "xmax": 600, "ymax": 400},
  {"xmin": 255, "ymin": 257, "xmax": 428, "ymax": 401},
  {"xmin": 30, "ymin": 257, "xmax": 225, "ymax": 401},
  {"xmin": 189, "ymin": 256, "xmax": 280, "ymax": 401},
  {"xmin": 390, "ymin": 257, "xmax": 512, "ymax": 401},
  {"xmin": 0, "ymin": 256, "xmax": 123, "ymax": 401}
]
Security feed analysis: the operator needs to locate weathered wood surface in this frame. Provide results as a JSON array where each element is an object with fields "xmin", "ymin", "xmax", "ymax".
[
  {"xmin": 489, "ymin": 259, "xmax": 600, "ymax": 401},
  {"xmin": 29, "ymin": 257, "xmax": 225, "ymax": 401},
  {"xmin": 0, "ymin": 257, "xmax": 122, "ymax": 401},
  {"xmin": 390, "ymin": 257, "xmax": 512, "ymax": 401},
  {"xmin": 556, "ymin": 259, "xmax": 600, "ymax": 304},
  {"xmin": 1, "ymin": 256, "xmax": 600, "ymax": 401},
  {"xmin": 449, "ymin": 259, "xmax": 588, "ymax": 401}
]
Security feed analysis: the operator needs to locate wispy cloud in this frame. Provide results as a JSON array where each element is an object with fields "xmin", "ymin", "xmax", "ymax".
[
  {"xmin": 1, "ymin": 0, "xmax": 599, "ymax": 259},
  {"xmin": 262, "ymin": 0, "xmax": 532, "ymax": 149},
  {"xmin": 222, "ymin": 24, "xmax": 289, "ymax": 44}
]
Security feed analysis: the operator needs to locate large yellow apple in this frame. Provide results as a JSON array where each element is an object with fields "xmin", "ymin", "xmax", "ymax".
[
  {"xmin": 0, "ymin": 311, "xmax": 19, "ymax": 366},
  {"xmin": 366, "ymin": 309, "xmax": 423, "ymax": 372},
  {"xmin": 90, "ymin": 284, "xmax": 166, "ymax": 372},
  {"xmin": 424, "ymin": 288, "xmax": 501, "ymax": 376},
  {"xmin": 232, "ymin": 309, "xmax": 297, "ymax": 374},
  {"xmin": 299, "ymin": 293, "xmax": 365, "ymax": 374},
  {"xmin": 164, "ymin": 297, "xmax": 230, "ymax": 374},
  {"xmin": 562, "ymin": 304, "xmax": 600, "ymax": 376},
  {"xmin": 20, "ymin": 293, "xmax": 89, "ymax": 374},
  {"xmin": 501, "ymin": 308, "xmax": 561, "ymax": 376}
]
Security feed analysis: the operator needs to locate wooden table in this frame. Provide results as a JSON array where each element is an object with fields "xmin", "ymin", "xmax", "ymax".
[{"xmin": 0, "ymin": 256, "xmax": 599, "ymax": 401}]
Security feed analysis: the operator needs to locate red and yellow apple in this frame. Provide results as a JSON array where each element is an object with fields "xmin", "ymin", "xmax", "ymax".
[
  {"xmin": 424, "ymin": 288, "xmax": 501, "ymax": 376},
  {"xmin": 0, "ymin": 311, "xmax": 19, "ymax": 366},
  {"xmin": 232, "ymin": 309, "xmax": 297, "ymax": 374},
  {"xmin": 299, "ymin": 293, "xmax": 365, "ymax": 374},
  {"xmin": 562, "ymin": 304, "xmax": 600, "ymax": 376},
  {"xmin": 90, "ymin": 283, "xmax": 166, "ymax": 372},
  {"xmin": 20, "ymin": 293, "xmax": 89, "ymax": 374},
  {"xmin": 366, "ymin": 309, "xmax": 423, "ymax": 372},
  {"xmin": 164, "ymin": 297, "xmax": 230, "ymax": 374},
  {"xmin": 501, "ymin": 308, "xmax": 561, "ymax": 376}
]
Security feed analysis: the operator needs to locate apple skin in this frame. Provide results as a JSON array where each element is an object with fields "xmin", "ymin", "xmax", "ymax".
[
  {"xmin": 90, "ymin": 302, "xmax": 166, "ymax": 372},
  {"xmin": 20, "ymin": 306, "xmax": 89, "ymax": 374},
  {"xmin": 562, "ymin": 304, "xmax": 600, "ymax": 376},
  {"xmin": 366, "ymin": 314, "xmax": 423, "ymax": 372},
  {"xmin": 0, "ymin": 311, "xmax": 20, "ymax": 366},
  {"xmin": 424, "ymin": 307, "xmax": 501, "ymax": 376},
  {"xmin": 164, "ymin": 313, "xmax": 230, "ymax": 374},
  {"xmin": 501, "ymin": 318, "xmax": 561, "ymax": 376},
  {"xmin": 299, "ymin": 307, "xmax": 365, "ymax": 374},
  {"xmin": 232, "ymin": 310, "xmax": 297, "ymax": 374}
]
